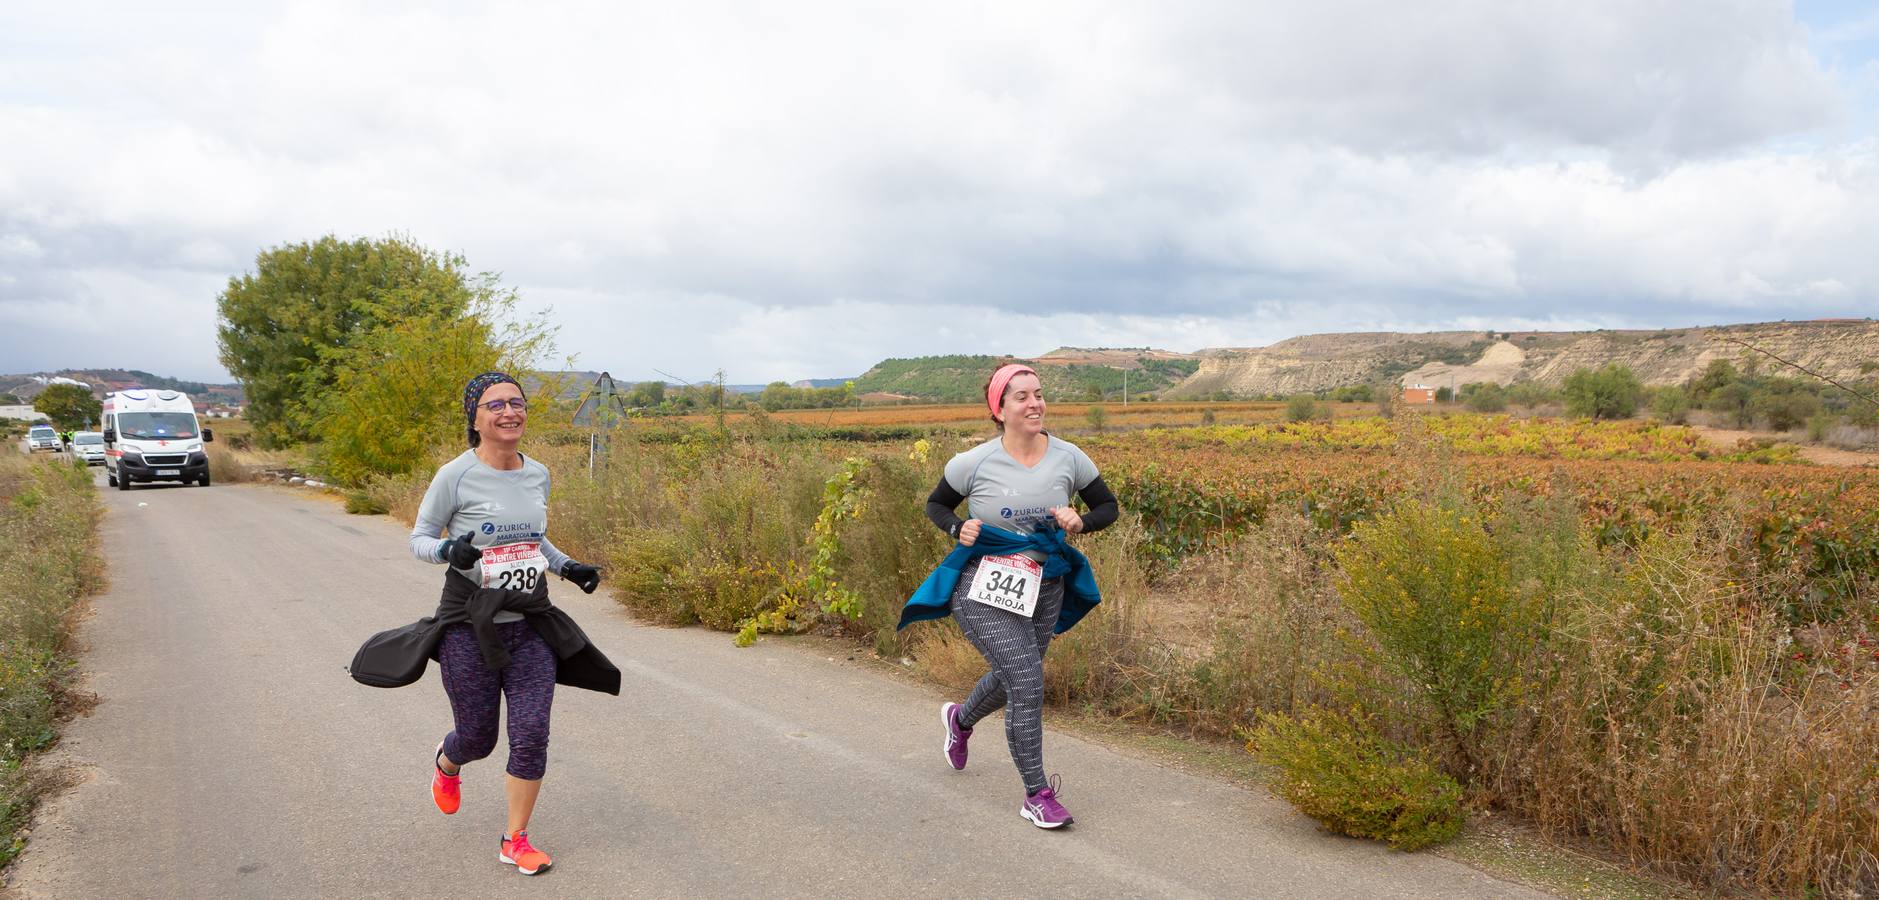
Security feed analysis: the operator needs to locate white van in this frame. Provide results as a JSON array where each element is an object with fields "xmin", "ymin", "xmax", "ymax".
[{"xmin": 102, "ymin": 390, "xmax": 214, "ymax": 490}]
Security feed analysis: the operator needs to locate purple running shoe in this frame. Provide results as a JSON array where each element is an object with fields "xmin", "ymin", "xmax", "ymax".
[
  {"xmin": 941, "ymin": 702, "xmax": 972, "ymax": 770},
  {"xmin": 1021, "ymin": 775, "xmax": 1073, "ymax": 829}
]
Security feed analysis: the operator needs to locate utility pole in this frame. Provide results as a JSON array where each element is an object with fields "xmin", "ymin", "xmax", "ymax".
[{"xmin": 1123, "ymin": 368, "xmax": 1128, "ymax": 408}]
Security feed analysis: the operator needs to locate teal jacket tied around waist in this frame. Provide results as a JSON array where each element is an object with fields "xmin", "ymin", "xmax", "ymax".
[{"xmin": 897, "ymin": 524, "xmax": 1102, "ymax": 634}]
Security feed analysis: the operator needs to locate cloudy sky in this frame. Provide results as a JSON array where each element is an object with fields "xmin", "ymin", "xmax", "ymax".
[{"xmin": 2, "ymin": 1, "xmax": 1876, "ymax": 384}]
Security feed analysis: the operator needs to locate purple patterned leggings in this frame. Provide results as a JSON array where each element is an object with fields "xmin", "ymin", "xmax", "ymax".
[{"xmin": 438, "ymin": 621, "xmax": 556, "ymax": 780}]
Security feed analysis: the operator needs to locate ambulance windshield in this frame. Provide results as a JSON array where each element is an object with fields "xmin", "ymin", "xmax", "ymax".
[{"xmin": 116, "ymin": 412, "xmax": 198, "ymax": 440}]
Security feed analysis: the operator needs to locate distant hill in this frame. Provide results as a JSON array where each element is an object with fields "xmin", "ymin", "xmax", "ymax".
[
  {"xmin": 0, "ymin": 369, "xmax": 245, "ymax": 406},
  {"xmin": 852, "ymin": 351, "xmax": 1199, "ymax": 402},
  {"xmin": 1168, "ymin": 320, "xmax": 1879, "ymax": 398}
]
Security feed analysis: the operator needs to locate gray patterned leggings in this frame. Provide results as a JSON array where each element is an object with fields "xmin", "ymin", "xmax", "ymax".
[{"xmin": 951, "ymin": 558, "xmax": 1066, "ymax": 794}]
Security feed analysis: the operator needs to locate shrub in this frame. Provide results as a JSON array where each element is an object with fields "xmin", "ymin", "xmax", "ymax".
[
  {"xmin": 1375, "ymin": 383, "xmax": 1396, "ymax": 419},
  {"xmin": 1750, "ymin": 378, "xmax": 1822, "ymax": 431},
  {"xmin": 1462, "ymin": 383, "xmax": 1507, "ymax": 413},
  {"xmin": 1505, "ymin": 381, "xmax": 1559, "ymax": 408},
  {"xmin": 1334, "ymin": 498, "xmax": 1538, "ymax": 771},
  {"xmin": 1649, "ymin": 385, "xmax": 1691, "ymax": 424},
  {"xmin": 1285, "ymin": 394, "xmax": 1320, "ymax": 422},
  {"xmin": 1251, "ymin": 705, "xmax": 1465, "ymax": 850},
  {"xmin": 1085, "ymin": 404, "xmax": 1107, "ymax": 431}
]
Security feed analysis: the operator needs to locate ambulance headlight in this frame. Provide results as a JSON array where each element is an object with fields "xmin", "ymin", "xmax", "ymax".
[{"xmin": 185, "ymin": 443, "xmax": 203, "ymax": 452}]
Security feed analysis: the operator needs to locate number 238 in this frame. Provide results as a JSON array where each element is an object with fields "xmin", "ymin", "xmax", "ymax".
[{"xmin": 495, "ymin": 568, "xmax": 540, "ymax": 590}]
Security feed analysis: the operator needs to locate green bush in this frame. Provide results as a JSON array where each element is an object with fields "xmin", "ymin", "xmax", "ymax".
[
  {"xmin": 1334, "ymin": 499, "xmax": 1535, "ymax": 769},
  {"xmin": 1252, "ymin": 706, "xmax": 1464, "ymax": 850},
  {"xmin": 1649, "ymin": 384, "xmax": 1691, "ymax": 424},
  {"xmin": 1505, "ymin": 382, "xmax": 1558, "ymax": 408},
  {"xmin": 606, "ymin": 527, "xmax": 693, "ymax": 624},
  {"xmin": 1748, "ymin": 378, "xmax": 1821, "ymax": 431},
  {"xmin": 1285, "ymin": 394, "xmax": 1321, "ymax": 422},
  {"xmin": 831, "ymin": 444, "xmax": 952, "ymax": 652},
  {"xmin": 1461, "ymin": 383, "xmax": 1507, "ymax": 413}
]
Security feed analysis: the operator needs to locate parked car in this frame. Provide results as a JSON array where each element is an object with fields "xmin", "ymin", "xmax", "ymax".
[
  {"xmin": 72, "ymin": 431, "xmax": 106, "ymax": 465},
  {"xmin": 27, "ymin": 424, "xmax": 60, "ymax": 452}
]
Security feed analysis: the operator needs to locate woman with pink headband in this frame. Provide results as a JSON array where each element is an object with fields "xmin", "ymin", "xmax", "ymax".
[{"xmin": 904, "ymin": 362, "xmax": 1118, "ymax": 828}]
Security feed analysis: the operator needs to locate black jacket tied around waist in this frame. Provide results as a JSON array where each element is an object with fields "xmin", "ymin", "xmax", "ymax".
[{"xmin": 349, "ymin": 569, "xmax": 621, "ymax": 695}]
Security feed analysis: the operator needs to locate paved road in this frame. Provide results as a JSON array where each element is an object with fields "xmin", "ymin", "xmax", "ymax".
[{"xmin": 7, "ymin": 473, "xmax": 1551, "ymax": 899}]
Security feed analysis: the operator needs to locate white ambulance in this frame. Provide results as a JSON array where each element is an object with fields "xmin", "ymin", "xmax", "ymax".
[{"xmin": 102, "ymin": 389, "xmax": 214, "ymax": 490}]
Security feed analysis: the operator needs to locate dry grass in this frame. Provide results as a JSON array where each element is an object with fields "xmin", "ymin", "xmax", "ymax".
[
  {"xmin": 0, "ymin": 454, "xmax": 102, "ymax": 869},
  {"xmin": 1514, "ymin": 532, "xmax": 1879, "ymax": 896}
]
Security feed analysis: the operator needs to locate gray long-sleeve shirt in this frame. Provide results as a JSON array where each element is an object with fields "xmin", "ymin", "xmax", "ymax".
[{"xmin": 410, "ymin": 450, "xmax": 571, "ymax": 623}]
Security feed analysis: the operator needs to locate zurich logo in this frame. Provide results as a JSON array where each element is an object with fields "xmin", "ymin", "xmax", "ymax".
[
  {"xmin": 480, "ymin": 522, "xmax": 496, "ymax": 534},
  {"xmin": 1000, "ymin": 507, "xmax": 1013, "ymax": 518}
]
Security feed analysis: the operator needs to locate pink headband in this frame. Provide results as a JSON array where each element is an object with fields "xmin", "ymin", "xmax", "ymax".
[{"xmin": 987, "ymin": 364, "xmax": 1038, "ymax": 419}]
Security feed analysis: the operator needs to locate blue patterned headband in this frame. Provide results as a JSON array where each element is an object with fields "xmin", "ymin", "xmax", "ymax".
[{"xmin": 463, "ymin": 371, "xmax": 523, "ymax": 445}]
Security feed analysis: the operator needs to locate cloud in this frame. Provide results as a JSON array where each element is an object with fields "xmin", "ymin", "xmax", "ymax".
[{"xmin": 0, "ymin": 0, "xmax": 1872, "ymax": 383}]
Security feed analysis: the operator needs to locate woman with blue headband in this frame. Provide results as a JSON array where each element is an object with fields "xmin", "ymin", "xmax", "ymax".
[{"xmin": 900, "ymin": 363, "xmax": 1119, "ymax": 828}]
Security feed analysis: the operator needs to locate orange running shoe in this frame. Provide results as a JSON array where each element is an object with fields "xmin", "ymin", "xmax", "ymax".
[
  {"xmin": 499, "ymin": 830, "xmax": 552, "ymax": 875},
  {"xmin": 430, "ymin": 741, "xmax": 460, "ymax": 815}
]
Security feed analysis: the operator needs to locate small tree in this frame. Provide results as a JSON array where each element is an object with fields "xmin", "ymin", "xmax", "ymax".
[
  {"xmin": 1563, "ymin": 364, "xmax": 1642, "ymax": 420},
  {"xmin": 1649, "ymin": 385, "xmax": 1691, "ymax": 424},
  {"xmin": 1286, "ymin": 393, "xmax": 1320, "ymax": 422},
  {"xmin": 33, "ymin": 384, "xmax": 102, "ymax": 432},
  {"xmin": 1685, "ymin": 359, "xmax": 1738, "ymax": 407}
]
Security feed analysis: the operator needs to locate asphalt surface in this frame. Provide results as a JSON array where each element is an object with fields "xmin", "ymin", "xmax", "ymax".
[{"xmin": 6, "ymin": 471, "xmax": 1554, "ymax": 899}]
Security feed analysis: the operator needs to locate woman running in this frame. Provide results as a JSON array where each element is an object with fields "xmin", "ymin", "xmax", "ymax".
[
  {"xmin": 351, "ymin": 371, "xmax": 620, "ymax": 875},
  {"xmin": 898, "ymin": 363, "xmax": 1118, "ymax": 828}
]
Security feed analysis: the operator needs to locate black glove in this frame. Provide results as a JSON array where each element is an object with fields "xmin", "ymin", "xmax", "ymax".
[
  {"xmin": 560, "ymin": 560, "xmax": 602, "ymax": 594},
  {"xmin": 440, "ymin": 532, "xmax": 483, "ymax": 569}
]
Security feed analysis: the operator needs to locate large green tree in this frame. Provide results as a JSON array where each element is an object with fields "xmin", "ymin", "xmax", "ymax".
[
  {"xmin": 1563, "ymin": 364, "xmax": 1643, "ymax": 420},
  {"xmin": 216, "ymin": 235, "xmax": 488, "ymax": 448},
  {"xmin": 33, "ymin": 384, "xmax": 102, "ymax": 432}
]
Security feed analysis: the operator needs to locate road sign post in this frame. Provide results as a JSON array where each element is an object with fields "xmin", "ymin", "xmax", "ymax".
[{"xmin": 571, "ymin": 371, "xmax": 630, "ymax": 474}]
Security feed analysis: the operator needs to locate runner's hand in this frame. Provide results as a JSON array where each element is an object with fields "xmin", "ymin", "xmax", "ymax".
[
  {"xmin": 1051, "ymin": 507, "xmax": 1085, "ymax": 534},
  {"xmin": 958, "ymin": 519, "xmax": 982, "ymax": 546},
  {"xmin": 561, "ymin": 560, "xmax": 602, "ymax": 594},
  {"xmin": 441, "ymin": 532, "xmax": 483, "ymax": 569}
]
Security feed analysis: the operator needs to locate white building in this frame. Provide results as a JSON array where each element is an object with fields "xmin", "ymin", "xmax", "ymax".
[{"xmin": 0, "ymin": 405, "xmax": 50, "ymax": 422}]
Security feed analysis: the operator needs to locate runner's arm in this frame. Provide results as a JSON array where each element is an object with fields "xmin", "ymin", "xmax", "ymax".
[
  {"xmin": 1075, "ymin": 476, "xmax": 1118, "ymax": 534},
  {"xmin": 925, "ymin": 476, "xmax": 968, "ymax": 539},
  {"xmin": 409, "ymin": 471, "xmax": 456, "ymax": 563},
  {"xmin": 538, "ymin": 535, "xmax": 572, "ymax": 576}
]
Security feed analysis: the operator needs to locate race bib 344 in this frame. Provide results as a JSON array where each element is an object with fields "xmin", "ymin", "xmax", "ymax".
[{"xmin": 966, "ymin": 553, "xmax": 1043, "ymax": 618}]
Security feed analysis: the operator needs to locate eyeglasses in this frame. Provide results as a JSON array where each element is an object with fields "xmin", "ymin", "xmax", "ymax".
[{"xmin": 480, "ymin": 398, "xmax": 528, "ymax": 413}]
